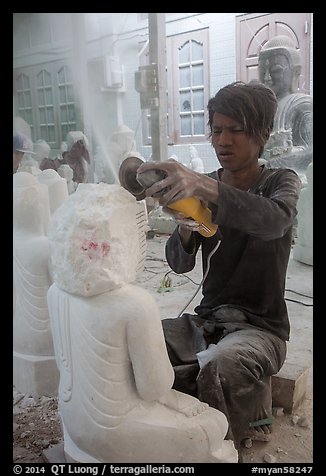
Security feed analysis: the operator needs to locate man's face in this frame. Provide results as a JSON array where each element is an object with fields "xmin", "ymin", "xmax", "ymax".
[
  {"xmin": 259, "ymin": 53, "xmax": 292, "ymax": 99},
  {"xmin": 69, "ymin": 140, "xmax": 86, "ymax": 159},
  {"xmin": 211, "ymin": 113, "xmax": 260, "ymax": 172},
  {"xmin": 68, "ymin": 140, "xmax": 90, "ymax": 163}
]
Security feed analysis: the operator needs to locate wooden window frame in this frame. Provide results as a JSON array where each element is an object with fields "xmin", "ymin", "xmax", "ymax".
[
  {"xmin": 139, "ymin": 28, "xmax": 209, "ymax": 146},
  {"xmin": 13, "ymin": 60, "xmax": 81, "ymax": 148}
]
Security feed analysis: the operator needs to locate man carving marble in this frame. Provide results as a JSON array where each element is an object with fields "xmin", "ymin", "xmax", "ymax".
[{"xmin": 47, "ymin": 183, "xmax": 237, "ymax": 463}]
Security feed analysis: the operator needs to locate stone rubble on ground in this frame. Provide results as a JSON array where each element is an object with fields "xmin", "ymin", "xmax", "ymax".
[
  {"xmin": 263, "ymin": 453, "xmax": 277, "ymax": 463},
  {"xmin": 272, "ymin": 406, "xmax": 284, "ymax": 417}
]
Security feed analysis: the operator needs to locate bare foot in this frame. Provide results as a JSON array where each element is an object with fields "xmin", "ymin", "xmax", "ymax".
[{"xmin": 244, "ymin": 425, "xmax": 272, "ymax": 442}]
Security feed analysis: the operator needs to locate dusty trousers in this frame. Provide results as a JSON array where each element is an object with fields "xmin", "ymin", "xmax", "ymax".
[{"xmin": 162, "ymin": 306, "xmax": 286, "ymax": 450}]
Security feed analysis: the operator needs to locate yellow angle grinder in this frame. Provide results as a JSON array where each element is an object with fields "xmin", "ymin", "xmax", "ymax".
[{"xmin": 119, "ymin": 156, "xmax": 218, "ymax": 238}]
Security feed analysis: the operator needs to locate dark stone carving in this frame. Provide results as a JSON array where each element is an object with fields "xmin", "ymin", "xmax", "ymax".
[{"xmin": 258, "ymin": 35, "xmax": 313, "ymax": 180}]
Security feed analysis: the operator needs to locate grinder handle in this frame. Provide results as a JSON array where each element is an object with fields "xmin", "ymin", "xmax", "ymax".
[{"xmin": 168, "ymin": 197, "xmax": 218, "ymax": 238}]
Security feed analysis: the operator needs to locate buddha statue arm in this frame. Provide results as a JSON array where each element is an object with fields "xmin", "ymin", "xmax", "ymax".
[
  {"xmin": 157, "ymin": 389, "xmax": 209, "ymax": 417},
  {"xmin": 127, "ymin": 293, "xmax": 175, "ymax": 402},
  {"xmin": 127, "ymin": 294, "xmax": 212, "ymax": 417}
]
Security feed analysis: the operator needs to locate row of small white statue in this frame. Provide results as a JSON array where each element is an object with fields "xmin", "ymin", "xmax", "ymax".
[{"xmin": 18, "ymin": 157, "xmax": 77, "ymax": 195}]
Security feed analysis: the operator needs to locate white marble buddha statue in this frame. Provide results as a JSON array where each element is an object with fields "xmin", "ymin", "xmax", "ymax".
[
  {"xmin": 293, "ymin": 162, "xmax": 313, "ymax": 265},
  {"xmin": 37, "ymin": 168, "xmax": 69, "ymax": 215},
  {"xmin": 13, "ymin": 171, "xmax": 59, "ymax": 397},
  {"xmin": 57, "ymin": 164, "xmax": 77, "ymax": 194},
  {"xmin": 47, "ymin": 182, "xmax": 237, "ymax": 463}
]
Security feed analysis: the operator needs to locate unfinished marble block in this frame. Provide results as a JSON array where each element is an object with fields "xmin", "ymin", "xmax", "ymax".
[{"xmin": 272, "ymin": 362, "xmax": 310, "ymax": 414}]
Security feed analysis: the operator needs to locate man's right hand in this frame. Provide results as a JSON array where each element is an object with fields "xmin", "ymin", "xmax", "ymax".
[
  {"xmin": 162, "ymin": 207, "xmax": 201, "ymax": 233},
  {"xmin": 162, "ymin": 207, "xmax": 197, "ymax": 253},
  {"xmin": 137, "ymin": 158, "xmax": 204, "ymax": 208}
]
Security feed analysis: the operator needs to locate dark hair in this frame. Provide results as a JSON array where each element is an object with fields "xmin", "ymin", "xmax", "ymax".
[{"xmin": 207, "ymin": 81, "xmax": 277, "ymax": 156}]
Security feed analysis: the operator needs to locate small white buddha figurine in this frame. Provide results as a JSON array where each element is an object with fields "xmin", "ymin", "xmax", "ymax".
[
  {"xmin": 34, "ymin": 139, "xmax": 51, "ymax": 166},
  {"xmin": 47, "ymin": 183, "xmax": 237, "ymax": 463},
  {"xmin": 37, "ymin": 168, "xmax": 69, "ymax": 215},
  {"xmin": 13, "ymin": 172, "xmax": 59, "ymax": 397},
  {"xmin": 104, "ymin": 124, "xmax": 140, "ymax": 184},
  {"xmin": 293, "ymin": 162, "xmax": 313, "ymax": 265},
  {"xmin": 57, "ymin": 164, "xmax": 77, "ymax": 194},
  {"xmin": 189, "ymin": 145, "xmax": 205, "ymax": 173}
]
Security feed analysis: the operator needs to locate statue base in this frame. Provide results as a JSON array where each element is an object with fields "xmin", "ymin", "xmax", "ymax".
[{"xmin": 13, "ymin": 351, "xmax": 59, "ymax": 397}]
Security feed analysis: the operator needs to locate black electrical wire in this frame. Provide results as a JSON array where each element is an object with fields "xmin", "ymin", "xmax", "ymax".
[
  {"xmin": 285, "ymin": 288, "xmax": 313, "ymax": 299},
  {"xmin": 285, "ymin": 288, "xmax": 313, "ymax": 306}
]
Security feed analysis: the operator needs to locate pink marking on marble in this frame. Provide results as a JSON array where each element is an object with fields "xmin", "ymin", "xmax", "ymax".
[{"xmin": 80, "ymin": 240, "xmax": 110, "ymax": 260}]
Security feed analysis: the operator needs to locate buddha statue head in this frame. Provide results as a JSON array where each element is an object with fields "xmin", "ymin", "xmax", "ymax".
[
  {"xmin": 34, "ymin": 139, "xmax": 51, "ymax": 164},
  {"xmin": 258, "ymin": 35, "xmax": 302, "ymax": 99},
  {"xmin": 13, "ymin": 171, "xmax": 50, "ymax": 235},
  {"xmin": 48, "ymin": 183, "xmax": 139, "ymax": 296}
]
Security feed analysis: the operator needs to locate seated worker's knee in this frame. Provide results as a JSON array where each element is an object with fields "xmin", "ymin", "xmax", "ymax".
[{"xmin": 199, "ymin": 344, "xmax": 266, "ymax": 388}]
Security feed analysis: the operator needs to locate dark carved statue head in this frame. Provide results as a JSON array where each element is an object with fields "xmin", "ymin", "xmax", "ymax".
[{"xmin": 258, "ymin": 35, "xmax": 302, "ymax": 98}]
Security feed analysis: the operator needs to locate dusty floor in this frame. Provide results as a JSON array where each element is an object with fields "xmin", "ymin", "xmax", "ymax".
[{"xmin": 13, "ymin": 233, "xmax": 313, "ymax": 464}]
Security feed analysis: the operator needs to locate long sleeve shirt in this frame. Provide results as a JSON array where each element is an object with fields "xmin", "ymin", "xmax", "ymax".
[{"xmin": 165, "ymin": 166, "xmax": 302, "ymax": 341}]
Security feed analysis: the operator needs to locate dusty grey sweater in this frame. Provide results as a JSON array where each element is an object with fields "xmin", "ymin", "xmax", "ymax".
[{"xmin": 165, "ymin": 166, "xmax": 302, "ymax": 341}]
